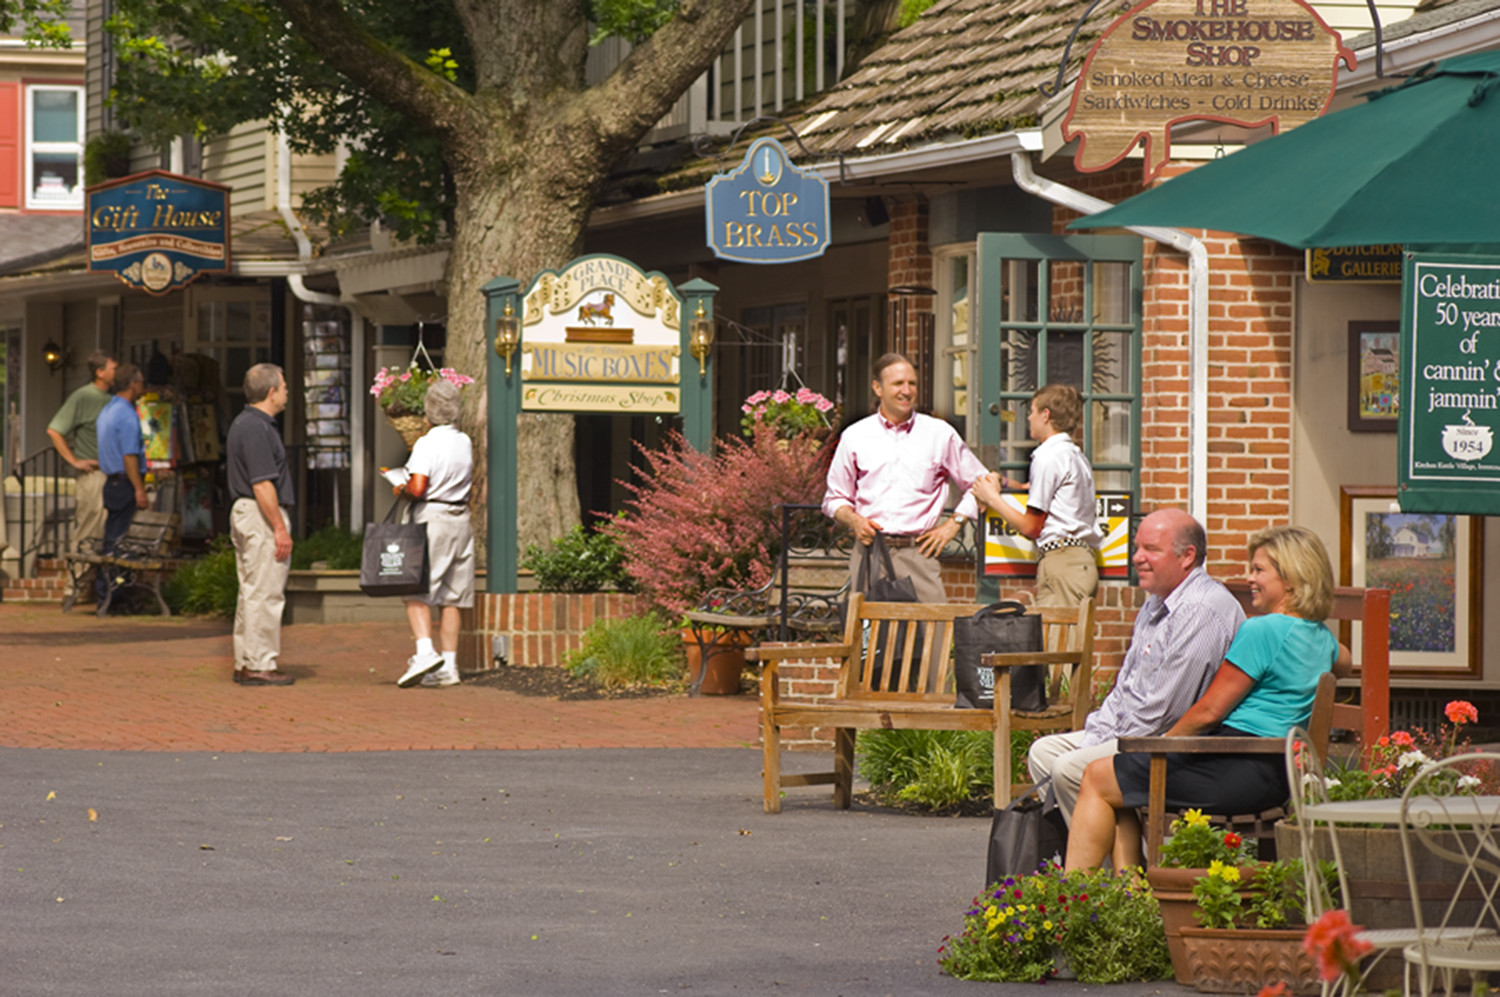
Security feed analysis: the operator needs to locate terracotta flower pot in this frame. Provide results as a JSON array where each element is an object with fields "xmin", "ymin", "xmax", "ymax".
[
  {"xmin": 1180, "ymin": 927, "xmax": 1321, "ymax": 994},
  {"xmin": 1147, "ymin": 865, "xmax": 1262, "ymax": 985},
  {"xmin": 681, "ymin": 629, "xmax": 751, "ymax": 695}
]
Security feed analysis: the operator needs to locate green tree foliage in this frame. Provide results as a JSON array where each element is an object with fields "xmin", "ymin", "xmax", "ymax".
[{"xmin": 0, "ymin": 0, "xmax": 74, "ymax": 46}]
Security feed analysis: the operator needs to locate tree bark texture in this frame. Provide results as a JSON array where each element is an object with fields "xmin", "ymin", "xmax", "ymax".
[{"xmin": 273, "ymin": 0, "xmax": 754, "ymax": 558}]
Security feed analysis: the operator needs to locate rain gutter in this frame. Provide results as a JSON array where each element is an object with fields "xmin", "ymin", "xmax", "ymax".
[{"xmin": 1010, "ymin": 152, "xmax": 1210, "ymax": 525}]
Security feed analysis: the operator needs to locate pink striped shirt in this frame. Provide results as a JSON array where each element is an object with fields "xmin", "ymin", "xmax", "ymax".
[{"xmin": 821, "ymin": 412, "xmax": 985, "ymax": 534}]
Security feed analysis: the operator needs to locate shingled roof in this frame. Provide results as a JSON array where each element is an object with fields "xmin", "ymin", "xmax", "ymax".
[{"xmin": 789, "ymin": 0, "xmax": 1130, "ymax": 158}]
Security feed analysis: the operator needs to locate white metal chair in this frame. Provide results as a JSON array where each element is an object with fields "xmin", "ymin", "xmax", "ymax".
[{"xmin": 1399, "ymin": 753, "xmax": 1500, "ymax": 997}]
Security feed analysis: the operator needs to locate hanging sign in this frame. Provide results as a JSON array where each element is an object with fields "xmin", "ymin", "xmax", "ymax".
[
  {"xmin": 86, "ymin": 170, "xmax": 231, "ymax": 295},
  {"xmin": 1062, "ymin": 0, "xmax": 1355, "ymax": 181},
  {"xmin": 519, "ymin": 254, "xmax": 683, "ymax": 414},
  {"xmin": 982, "ymin": 492, "xmax": 1133, "ymax": 578},
  {"xmin": 1398, "ymin": 254, "xmax": 1500, "ymax": 515},
  {"xmin": 705, "ymin": 138, "xmax": 830, "ymax": 264}
]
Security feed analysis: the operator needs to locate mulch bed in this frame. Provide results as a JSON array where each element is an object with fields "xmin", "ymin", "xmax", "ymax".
[{"xmin": 461, "ymin": 664, "xmax": 676, "ymax": 701}]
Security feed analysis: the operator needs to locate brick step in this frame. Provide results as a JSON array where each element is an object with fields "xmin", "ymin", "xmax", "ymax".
[{"xmin": 0, "ymin": 586, "xmax": 65, "ymax": 604}]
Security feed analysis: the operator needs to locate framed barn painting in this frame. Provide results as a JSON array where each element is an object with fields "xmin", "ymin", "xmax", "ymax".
[{"xmin": 1339, "ymin": 485, "xmax": 1482, "ymax": 678}]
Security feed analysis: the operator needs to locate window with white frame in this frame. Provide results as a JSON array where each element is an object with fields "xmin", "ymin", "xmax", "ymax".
[{"xmin": 26, "ymin": 85, "xmax": 84, "ymax": 210}]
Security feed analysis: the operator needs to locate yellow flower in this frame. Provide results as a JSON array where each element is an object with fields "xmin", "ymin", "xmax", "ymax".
[
  {"xmin": 1184, "ymin": 808, "xmax": 1209, "ymax": 828},
  {"xmin": 1043, "ymin": 920, "xmax": 1053, "ymax": 930},
  {"xmin": 1025, "ymin": 930, "xmax": 1035, "ymax": 941},
  {"xmin": 1221, "ymin": 865, "xmax": 1241, "ymax": 883},
  {"xmin": 1208, "ymin": 859, "xmax": 1225, "ymax": 877}
]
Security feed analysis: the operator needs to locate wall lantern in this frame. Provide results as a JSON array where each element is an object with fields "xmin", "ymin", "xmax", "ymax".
[
  {"xmin": 42, "ymin": 340, "xmax": 66, "ymax": 372},
  {"xmin": 688, "ymin": 303, "xmax": 714, "ymax": 380},
  {"xmin": 493, "ymin": 300, "xmax": 520, "ymax": 376}
]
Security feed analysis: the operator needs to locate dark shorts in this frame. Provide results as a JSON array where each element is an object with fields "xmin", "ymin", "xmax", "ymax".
[{"xmin": 1113, "ymin": 724, "xmax": 1290, "ymax": 815}]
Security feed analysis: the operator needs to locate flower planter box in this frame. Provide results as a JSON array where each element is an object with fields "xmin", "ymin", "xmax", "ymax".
[
  {"xmin": 1148, "ymin": 865, "xmax": 1262, "ymax": 985},
  {"xmin": 1179, "ymin": 927, "xmax": 1321, "ymax": 994}
]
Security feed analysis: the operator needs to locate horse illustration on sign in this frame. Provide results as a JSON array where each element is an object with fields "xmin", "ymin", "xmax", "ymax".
[{"xmin": 577, "ymin": 293, "xmax": 616, "ymax": 326}]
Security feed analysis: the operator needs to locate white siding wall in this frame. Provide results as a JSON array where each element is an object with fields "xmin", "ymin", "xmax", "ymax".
[{"xmin": 1312, "ymin": 0, "xmax": 1421, "ymax": 37}]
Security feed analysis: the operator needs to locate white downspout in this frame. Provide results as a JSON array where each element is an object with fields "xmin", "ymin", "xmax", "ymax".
[
  {"xmin": 1010, "ymin": 153, "xmax": 1210, "ymax": 526},
  {"xmin": 277, "ymin": 133, "xmax": 365, "ymax": 528}
]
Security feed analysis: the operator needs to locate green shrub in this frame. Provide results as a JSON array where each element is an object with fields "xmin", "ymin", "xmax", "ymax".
[
  {"xmin": 291, "ymin": 524, "xmax": 364, "ymax": 570},
  {"xmin": 164, "ymin": 535, "xmax": 239, "ymax": 617},
  {"xmin": 521, "ymin": 520, "xmax": 632, "ymax": 593},
  {"xmin": 565, "ymin": 612, "xmax": 683, "ymax": 690},
  {"xmin": 857, "ymin": 728, "xmax": 1040, "ymax": 810}
]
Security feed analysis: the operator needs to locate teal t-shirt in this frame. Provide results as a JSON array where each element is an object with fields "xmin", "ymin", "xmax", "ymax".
[{"xmin": 1222, "ymin": 613, "xmax": 1338, "ymax": 737}]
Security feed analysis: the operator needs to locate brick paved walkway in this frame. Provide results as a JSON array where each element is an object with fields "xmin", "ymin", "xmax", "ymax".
[{"xmin": 0, "ymin": 604, "xmax": 760, "ymax": 752}]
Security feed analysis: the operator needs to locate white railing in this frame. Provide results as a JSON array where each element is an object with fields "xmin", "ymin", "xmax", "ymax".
[{"xmin": 587, "ymin": 0, "xmax": 847, "ymax": 146}]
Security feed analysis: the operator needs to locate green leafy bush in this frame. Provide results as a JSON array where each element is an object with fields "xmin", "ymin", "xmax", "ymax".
[
  {"xmin": 521, "ymin": 520, "xmax": 632, "ymax": 593},
  {"xmin": 163, "ymin": 535, "xmax": 239, "ymax": 617},
  {"xmin": 940, "ymin": 865, "xmax": 1171, "ymax": 983},
  {"xmin": 857, "ymin": 728, "xmax": 1040, "ymax": 810},
  {"xmin": 565, "ymin": 612, "xmax": 684, "ymax": 690},
  {"xmin": 291, "ymin": 524, "xmax": 364, "ymax": 570}
]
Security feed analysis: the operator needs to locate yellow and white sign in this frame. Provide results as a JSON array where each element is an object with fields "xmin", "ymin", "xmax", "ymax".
[
  {"xmin": 521, "ymin": 384, "xmax": 679, "ymax": 414},
  {"xmin": 983, "ymin": 492, "xmax": 1133, "ymax": 579}
]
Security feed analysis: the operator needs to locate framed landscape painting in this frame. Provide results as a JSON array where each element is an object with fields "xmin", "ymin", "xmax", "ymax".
[
  {"xmin": 1347, "ymin": 321, "xmax": 1400, "ymax": 432},
  {"xmin": 1339, "ymin": 486, "xmax": 1482, "ymax": 678}
]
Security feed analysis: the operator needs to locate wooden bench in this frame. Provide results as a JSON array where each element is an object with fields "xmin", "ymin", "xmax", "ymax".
[
  {"xmin": 64, "ymin": 510, "xmax": 178, "ymax": 617},
  {"xmin": 749, "ymin": 593, "xmax": 1096, "ymax": 813}
]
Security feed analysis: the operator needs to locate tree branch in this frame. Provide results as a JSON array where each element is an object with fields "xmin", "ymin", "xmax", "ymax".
[{"xmin": 273, "ymin": 0, "xmax": 478, "ymax": 146}]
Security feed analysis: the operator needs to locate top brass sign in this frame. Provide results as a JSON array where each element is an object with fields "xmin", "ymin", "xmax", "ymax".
[{"xmin": 1063, "ymin": 0, "xmax": 1355, "ymax": 180}]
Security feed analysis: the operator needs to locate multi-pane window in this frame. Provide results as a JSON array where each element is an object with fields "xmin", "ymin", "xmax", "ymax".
[{"xmin": 26, "ymin": 85, "xmax": 83, "ymax": 210}]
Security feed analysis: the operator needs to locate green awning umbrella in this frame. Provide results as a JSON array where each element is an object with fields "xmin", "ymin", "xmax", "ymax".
[{"xmin": 1068, "ymin": 50, "xmax": 1500, "ymax": 249}]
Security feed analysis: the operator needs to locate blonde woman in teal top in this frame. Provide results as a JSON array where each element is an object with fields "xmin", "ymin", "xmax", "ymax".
[{"xmin": 1066, "ymin": 524, "xmax": 1352, "ymax": 872}]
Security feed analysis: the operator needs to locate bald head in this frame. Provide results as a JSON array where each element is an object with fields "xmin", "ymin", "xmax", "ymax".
[{"xmin": 1133, "ymin": 508, "xmax": 1206, "ymax": 599}]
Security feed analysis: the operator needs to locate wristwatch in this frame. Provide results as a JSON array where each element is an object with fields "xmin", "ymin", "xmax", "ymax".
[{"xmin": 950, "ymin": 514, "xmax": 968, "ymax": 526}]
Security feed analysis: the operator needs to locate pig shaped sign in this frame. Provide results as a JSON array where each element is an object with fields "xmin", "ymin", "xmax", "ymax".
[{"xmin": 1062, "ymin": 0, "xmax": 1355, "ymax": 181}]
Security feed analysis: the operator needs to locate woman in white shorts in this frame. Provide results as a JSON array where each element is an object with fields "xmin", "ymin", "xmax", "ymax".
[{"xmin": 394, "ymin": 378, "xmax": 474, "ymax": 688}]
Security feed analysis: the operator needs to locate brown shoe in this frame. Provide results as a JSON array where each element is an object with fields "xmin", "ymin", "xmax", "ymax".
[{"xmin": 238, "ymin": 670, "xmax": 295, "ymax": 686}]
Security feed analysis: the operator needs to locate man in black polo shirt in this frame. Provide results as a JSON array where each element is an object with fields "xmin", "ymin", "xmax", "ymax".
[{"xmin": 226, "ymin": 363, "xmax": 295, "ymax": 686}]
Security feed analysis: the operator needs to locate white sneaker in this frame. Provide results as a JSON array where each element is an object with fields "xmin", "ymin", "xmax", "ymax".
[
  {"xmin": 398, "ymin": 650, "xmax": 444, "ymax": 688},
  {"xmin": 420, "ymin": 666, "xmax": 460, "ymax": 687}
]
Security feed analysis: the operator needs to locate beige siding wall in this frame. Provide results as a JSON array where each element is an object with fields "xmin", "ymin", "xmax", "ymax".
[
  {"xmin": 201, "ymin": 121, "xmax": 270, "ymax": 215},
  {"xmin": 1311, "ymin": 0, "xmax": 1420, "ymax": 36}
]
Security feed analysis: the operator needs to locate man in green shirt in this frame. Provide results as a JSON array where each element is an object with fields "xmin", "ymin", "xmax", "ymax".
[{"xmin": 47, "ymin": 349, "xmax": 117, "ymax": 607}]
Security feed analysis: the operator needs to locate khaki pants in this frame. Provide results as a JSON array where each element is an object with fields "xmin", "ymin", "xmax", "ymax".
[
  {"xmin": 1027, "ymin": 730, "xmax": 1119, "ymax": 824},
  {"xmin": 1035, "ymin": 545, "xmax": 1098, "ymax": 608},
  {"xmin": 847, "ymin": 541, "xmax": 950, "ymax": 604},
  {"xmin": 64, "ymin": 468, "xmax": 106, "ymax": 600},
  {"xmin": 231, "ymin": 498, "xmax": 290, "ymax": 672}
]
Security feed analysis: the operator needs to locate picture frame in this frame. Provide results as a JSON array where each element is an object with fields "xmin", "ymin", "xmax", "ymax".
[
  {"xmin": 1339, "ymin": 485, "xmax": 1483, "ymax": 678},
  {"xmin": 1347, "ymin": 320, "xmax": 1400, "ymax": 432}
]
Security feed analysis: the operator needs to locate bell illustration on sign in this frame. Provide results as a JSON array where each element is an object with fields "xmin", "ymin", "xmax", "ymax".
[{"xmin": 1062, "ymin": 0, "xmax": 1355, "ymax": 180}]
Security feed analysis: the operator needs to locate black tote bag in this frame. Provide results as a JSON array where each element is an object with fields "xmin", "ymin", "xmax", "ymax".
[
  {"xmin": 853, "ymin": 535, "xmax": 921, "ymax": 691},
  {"xmin": 360, "ymin": 498, "xmax": 429, "ymax": 597},
  {"xmin": 954, "ymin": 601, "xmax": 1046, "ymax": 711},
  {"xmin": 985, "ymin": 778, "xmax": 1069, "ymax": 886}
]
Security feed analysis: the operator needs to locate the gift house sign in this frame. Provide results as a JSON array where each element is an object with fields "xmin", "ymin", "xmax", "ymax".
[{"xmin": 87, "ymin": 170, "xmax": 231, "ymax": 295}]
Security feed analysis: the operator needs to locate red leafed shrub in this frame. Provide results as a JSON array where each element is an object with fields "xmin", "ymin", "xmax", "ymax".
[{"xmin": 604, "ymin": 428, "xmax": 831, "ymax": 615}]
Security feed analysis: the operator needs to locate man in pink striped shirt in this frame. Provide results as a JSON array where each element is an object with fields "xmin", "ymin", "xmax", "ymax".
[{"xmin": 821, "ymin": 353, "xmax": 987, "ymax": 602}]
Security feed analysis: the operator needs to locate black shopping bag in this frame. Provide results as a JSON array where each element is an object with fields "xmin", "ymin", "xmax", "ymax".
[
  {"xmin": 360, "ymin": 499, "xmax": 429, "ymax": 597},
  {"xmin": 954, "ymin": 601, "xmax": 1045, "ymax": 711},
  {"xmin": 985, "ymin": 779, "xmax": 1069, "ymax": 887},
  {"xmin": 854, "ymin": 535, "xmax": 921, "ymax": 691}
]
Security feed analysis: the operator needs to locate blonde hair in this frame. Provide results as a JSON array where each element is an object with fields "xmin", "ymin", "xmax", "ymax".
[{"xmin": 1247, "ymin": 525, "xmax": 1334, "ymax": 621}]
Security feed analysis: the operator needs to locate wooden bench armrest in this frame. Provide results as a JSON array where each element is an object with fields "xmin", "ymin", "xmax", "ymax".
[
  {"xmin": 980, "ymin": 651, "xmax": 1084, "ymax": 668},
  {"xmin": 1117, "ymin": 735, "xmax": 1284, "ymax": 755},
  {"xmin": 746, "ymin": 642, "xmax": 853, "ymax": 663}
]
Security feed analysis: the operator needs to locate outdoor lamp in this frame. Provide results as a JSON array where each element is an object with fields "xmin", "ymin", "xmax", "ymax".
[
  {"xmin": 42, "ymin": 340, "xmax": 65, "ymax": 372},
  {"xmin": 493, "ymin": 300, "xmax": 520, "ymax": 376},
  {"xmin": 688, "ymin": 303, "xmax": 714, "ymax": 379}
]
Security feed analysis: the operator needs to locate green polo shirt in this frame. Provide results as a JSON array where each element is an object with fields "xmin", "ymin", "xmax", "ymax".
[{"xmin": 48, "ymin": 382, "xmax": 112, "ymax": 461}]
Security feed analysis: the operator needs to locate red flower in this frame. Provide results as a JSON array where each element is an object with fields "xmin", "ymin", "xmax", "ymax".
[
  {"xmin": 1446, "ymin": 700, "xmax": 1479, "ymax": 725},
  {"xmin": 1224, "ymin": 832, "xmax": 1243, "ymax": 848},
  {"xmin": 1390, "ymin": 730, "xmax": 1416, "ymax": 748},
  {"xmin": 1302, "ymin": 909, "xmax": 1373, "ymax": 982},
  {"xmin": 1257, "ymin": 982, "xmax": 1289, "ymax": 997}
]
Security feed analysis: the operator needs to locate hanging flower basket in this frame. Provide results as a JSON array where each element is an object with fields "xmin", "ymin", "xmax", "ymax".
[
  {"xmin": 371, "ymin": 363, "xmax": 475, "ymax": 449},
  {"xmin": 384, "ymin": 412, "xmax": 429, "ymax": 448}
]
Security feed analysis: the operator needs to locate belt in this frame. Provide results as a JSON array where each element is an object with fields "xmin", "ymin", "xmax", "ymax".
[
  {"xmin": 418, "ymin": 497, "xmax": 469, "ymax": 506},
  {"xmin": 1037, "ymin": 537, "xmax": 1093, "ymax": 555},
  {"xmin": 880, "ymin": 533, "xmax": 921, "ymax": 549},
  {"xmin": 106, "ymin": 472, "xmax": 128, "ymax": 482}
]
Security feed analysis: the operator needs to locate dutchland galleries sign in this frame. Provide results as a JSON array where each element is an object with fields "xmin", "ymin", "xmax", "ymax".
[
  {"xmin": 705, "ymin": 137, "xmax": 830, "ymax": 264},
  {"xmin": 519, "ymin": 255, "xmax": 682, "ymax": 414},
  {"xmin": 87, "ymin": 170, "xmax": 230, "ymax": 295},
  {"xmin": 1398, "ymin": 255, "xmax": 1500, "ymax": 515},
  {"xmin": 1062, "ymin": 0, "xmax": 1355, "ymax": 180}
]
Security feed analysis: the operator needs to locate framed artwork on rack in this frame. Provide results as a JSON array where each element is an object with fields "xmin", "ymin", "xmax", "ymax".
[
  {"xmin": 1339, "ymin": 485, "xmax": 1483, "ymax": 678},
  {"xmin": 1347, "ymin": 321, "xmax": 1400, "ymax": 432}
]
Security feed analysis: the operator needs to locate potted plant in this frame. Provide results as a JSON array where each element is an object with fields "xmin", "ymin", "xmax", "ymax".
[
  {"xmin": 939, "ymin": 863, "xmax": 1171, "ymax": 983},
  {"xmin": 1178, "ymin": 857, "xmax": 1336, "ymax": 994},
  {"xmin": 1150, "ymin": 808, "xmax": 1261, "ymax": 984},
  {"xmin": 369, "ymin": 365, "xmax": 475, "ymax": 446},
  {"xmin": 739, "ymin": 386, "xmax": 836, "ymax": 441}
]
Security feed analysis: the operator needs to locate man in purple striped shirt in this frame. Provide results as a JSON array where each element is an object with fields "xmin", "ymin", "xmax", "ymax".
[
  {"xmin": 1028, "ymin": 508, "xmax": 1245, "ymax": 822},
  {"xmin": 821, "ymin": 353, "xmax": 987, "ymax": 602}
]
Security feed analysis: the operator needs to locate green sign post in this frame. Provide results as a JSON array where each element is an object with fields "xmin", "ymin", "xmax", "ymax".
[{"xmin": 1398, "ymin": 254, "xmax": 1500, "ymax": 514}]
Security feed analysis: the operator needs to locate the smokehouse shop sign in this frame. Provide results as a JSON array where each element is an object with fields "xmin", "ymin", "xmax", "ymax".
[{"xmin": 1063, "ymin": 0, "xmax": 1355, "ymax": 180}]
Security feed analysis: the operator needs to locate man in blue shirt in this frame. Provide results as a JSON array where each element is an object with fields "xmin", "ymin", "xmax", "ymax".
[{"xmin": 96, "ymin": 363, "xmax": 148, "ymax": 554}]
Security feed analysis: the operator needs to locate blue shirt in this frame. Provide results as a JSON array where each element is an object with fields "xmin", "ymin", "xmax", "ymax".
[
  {"xmin": 1223, "ymin": 613, "xmax": 1339, "ymax": 737},
  {"xmin": 96, "ymin": 395, "xmax": 144, "ymax": 475}
]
